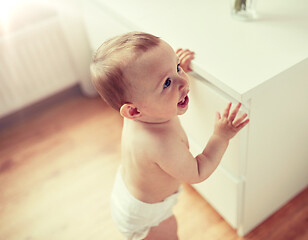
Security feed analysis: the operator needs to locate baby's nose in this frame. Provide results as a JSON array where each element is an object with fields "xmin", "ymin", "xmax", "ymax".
[{"xmin": 178, "ymin": 77, "xmax": 189, "ymax": 90}]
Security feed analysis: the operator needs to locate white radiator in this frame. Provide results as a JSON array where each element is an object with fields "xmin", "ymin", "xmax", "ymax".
[{"xmin": 0, "ymin": 16, "xmax": 78, "ymax": 118}]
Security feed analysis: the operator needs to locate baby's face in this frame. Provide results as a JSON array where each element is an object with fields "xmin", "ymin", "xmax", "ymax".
[{"xmin": 124, "ymin": 40, "xmax": 190, "ymax": 123}]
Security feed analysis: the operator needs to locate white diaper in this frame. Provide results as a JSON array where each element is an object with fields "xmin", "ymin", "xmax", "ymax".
[{"xmin": 110, "ymin": 167, "xmax": 179, "ymax": 240}]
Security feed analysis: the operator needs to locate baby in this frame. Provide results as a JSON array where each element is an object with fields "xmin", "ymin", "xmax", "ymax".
[{"xmin": 90, "ymin": 32, "xmax": 249, "ymax": 240}]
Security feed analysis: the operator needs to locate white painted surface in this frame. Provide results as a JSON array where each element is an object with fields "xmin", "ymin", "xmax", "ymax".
[
  {"xmin": 82, "ymin": 0, "xmax": 134, "ymax": 51},
  {"xmin": 92, "ymin": 0, "xmax": 308, "ymax": 99},
  {"xmin": 239, "ymin": 58, "xmax": 308, "ymax": 234}
]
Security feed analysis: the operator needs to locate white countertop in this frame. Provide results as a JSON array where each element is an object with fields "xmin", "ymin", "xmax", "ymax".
[{"xmin": 95, "ymin": 0, "xmax": 308, "ymax": 99}]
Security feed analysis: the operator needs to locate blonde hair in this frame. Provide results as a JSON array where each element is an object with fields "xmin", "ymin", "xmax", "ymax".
[{"xmin": 90, "ymin": 32, "xmax": 160, "ymax": 111}]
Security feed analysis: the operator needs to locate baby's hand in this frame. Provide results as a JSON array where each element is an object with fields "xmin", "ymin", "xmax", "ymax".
[
  {"xmin": 214, "ymin": 102, "xmax": 249, "ymax": 140},
  {"xmin": 176, "ymin": 48, "xmax": 195, "ymax": 72}
]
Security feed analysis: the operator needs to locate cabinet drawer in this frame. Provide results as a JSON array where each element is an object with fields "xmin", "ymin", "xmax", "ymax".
[
  {"xmin": 193, "ymin": 167, "xmax": 242, "ymax": 228},
  {"xmin": 180, "ymin": 74, "xmax": 243, "ymax": 177},
  {"xmin": 194, "ymin": 168, "xmax": 242, "ymax": 228}
]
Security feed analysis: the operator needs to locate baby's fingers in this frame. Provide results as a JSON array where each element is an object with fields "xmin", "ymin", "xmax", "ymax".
[
  {"xmin": 176, "ymin": 49, "xmax": 195, "ymax": 72},
  {"xmin": 233, "ymin": 113, "xmax": 249, "ymax": 128},
  {"xmin": 235, "ymin": 118, "xmax": 250, "ymax": 131},
  {"xmin": 223, "ymin": 102, "xmax": 232, "ymax": 118},
  {"xmin": 181, "ymin": 54, "xmax": 194, "ymax": 71},
  {"xmin": 216, "ymin": 112, "xmax": 222, "ymax": 121},
  {"xmin": 177, "ymin": 49, "xmax": 194, "ymax": 61},
  {"xmin": 176, "ymin": 48, "xmax": 183, "ymax": 54},
  {"xmin": 177, "ymin": 49, "xmax": 191, "ymax": 58},
  {"xmin": 229, "ymin": 102, "xmax": 241, "ymax": 122}
]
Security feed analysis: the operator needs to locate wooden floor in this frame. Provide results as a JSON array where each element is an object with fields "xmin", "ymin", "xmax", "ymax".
[{"xmin": 0, "ymin": 92, "xmax": 307, "ymax": 240}]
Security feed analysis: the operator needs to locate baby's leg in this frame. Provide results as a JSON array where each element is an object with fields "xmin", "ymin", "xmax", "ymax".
[{"xmin": 144, "ymin": 215, "xmax": 178, "ymax": 240}]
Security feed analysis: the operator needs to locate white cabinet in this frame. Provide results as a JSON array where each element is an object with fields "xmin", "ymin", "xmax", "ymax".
[
  {"xmin": 180, "ymin": 62, "xmax": 308, "ymax": 235},
  {"xmin": 237, "ymin": 59, "xmax": 308, "ymax": 235}
]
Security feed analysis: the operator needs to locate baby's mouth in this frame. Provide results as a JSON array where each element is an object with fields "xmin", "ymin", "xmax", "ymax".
[{"xmin": 177, "ymin": 95, "xmax": 189, "ymax": 108}]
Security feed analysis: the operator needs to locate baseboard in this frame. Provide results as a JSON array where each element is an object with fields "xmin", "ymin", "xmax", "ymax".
[{"xmin": 0, "ymin": 84, "xmax": 83, "ymax": 131}]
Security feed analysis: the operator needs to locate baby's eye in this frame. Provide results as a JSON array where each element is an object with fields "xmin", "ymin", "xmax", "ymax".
[
  {"xmin": 163, "ymin": 78, "xmax": 171, "ymax": 89},
  {"xmin": 177, "ymin": 64, "xmax": 181, "ymax": 72}
]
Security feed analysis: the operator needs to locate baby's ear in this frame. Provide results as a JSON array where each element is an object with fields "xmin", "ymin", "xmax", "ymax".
[{"xmin": 120, "ymin": 103, "xmax": 141, "ymax": 119}]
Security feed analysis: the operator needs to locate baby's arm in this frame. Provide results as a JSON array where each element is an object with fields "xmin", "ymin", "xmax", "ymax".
[
  {"xmin": 155, "ymin": 102, "xmax": 249, "ymax": 184},
  {"xmin": 195, "ymin": 102, "xmax": 249, "ymax": 180}
]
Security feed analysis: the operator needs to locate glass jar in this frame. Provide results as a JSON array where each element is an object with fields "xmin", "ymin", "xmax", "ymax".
[{"xmin": 231, "ymin": 0, "xmax": 257, "ymax": 21}]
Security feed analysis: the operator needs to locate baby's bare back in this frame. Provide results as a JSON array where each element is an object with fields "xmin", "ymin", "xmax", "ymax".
[{"xmin": 121, "ymin": 117, "xmax": 188, "ymax": 203}]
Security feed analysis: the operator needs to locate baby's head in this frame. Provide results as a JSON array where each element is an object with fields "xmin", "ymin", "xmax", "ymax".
[
  {"xmin": 90, "ymin": 32, "xmax": 160, "ymax": 111},
  {"xmin": 91, "ymin": 32, "xmax": 189, "ymax": 123}
]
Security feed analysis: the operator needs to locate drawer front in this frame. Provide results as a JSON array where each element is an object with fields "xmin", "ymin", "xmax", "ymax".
[
  {"xmin": 193, "ymin": 167, "xmax": 242, "ymax": 229},
  {"xmin": 180, "ymin": 74, "xmax": 242, "ymax": 177}
]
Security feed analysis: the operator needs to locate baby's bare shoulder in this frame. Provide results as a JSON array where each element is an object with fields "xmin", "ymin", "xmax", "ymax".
[
  {"xmin": 137, "ymin": 126, "xmax": 171, "ymax": 147},
  {"xmin": 141, "ymin": 126, "xmax": 185, "ymax": 159},
  {"xmin": 123, "ymin": 118, "xmax": 188, "ymax": 162}
]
